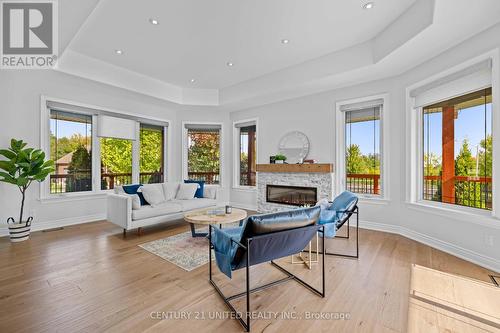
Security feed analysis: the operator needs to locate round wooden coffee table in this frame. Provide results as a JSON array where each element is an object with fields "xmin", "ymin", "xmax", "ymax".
[{"xmin": 184, "ymin": 208, "xmax": 247, "ymax": 237}]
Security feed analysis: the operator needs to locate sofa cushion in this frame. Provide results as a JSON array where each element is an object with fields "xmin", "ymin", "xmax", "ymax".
[
  {"xmin": 162, "ymin": 182, "xmax": 180, "ymax": 201},
  {"xmin": 203, "ymin": 185, "xmax": 217, "ymax": 199},
  {"xmin": 172, "ymin": 198, "xmax": 216, "ymax": 211},
  {"xmin": 184, "ymin": 180, "xmax": 205, "ymax": 198},
  {"xmin": 123, "ymin": 184, "xmax": 148, "ymax": 206},
  {"xmin": 140, "ymin": 184, "xmax": 165, "ymax": 206},
  {"xmin": 131, "ymin": 202, "xmax": 182, "ymax": 220},
  {"xmin": 176, "ymin": 183, "xmax": 199, "ymax": 200}
]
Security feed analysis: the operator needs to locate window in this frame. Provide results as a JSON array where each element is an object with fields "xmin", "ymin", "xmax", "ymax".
[
  {"xmin": 50, "ymin": 110, "xmax": 92, "ymax": 194},
  {"xmin": 235, "ymin": 121, "xmax": 257, "ymax": 186},
  {"xmin": 140, "ymin": 124, "xmax": 165, "ymax": 184},
  {"xmin": 185, "ymin": 124, "xmax": 221, "ymax": 184},
  {"xmin": 344, "ymin": 104, "xmax": 382, "ymax": 196},
  {"xmin": 423, "ymin": 88, "xmax": 492, "ymax": 210},
  {"xmin": 44, "ymin": 100, "xmax": 169, "ymax": 197},
  {"xmin": 100, "ymin": 138, "xmax": 133, "ymax": 190}
]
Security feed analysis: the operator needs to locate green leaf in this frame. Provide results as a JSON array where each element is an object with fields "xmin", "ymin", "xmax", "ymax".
[
  {"xmin": 0, "ymin": 171, "xmax": 13, "ymax": 180},
  {"xmin": 18, "ymin": 162, "xmax": 31, "ymax": 169},
  {"xmin": 42, "ymin": 160, "xmax": 54, "ymax": 168},
  {"xmin": 31, "ymin": 150, "xmax": 43, "ymax": 160},
  {"xmin": 0, "ymin": 160, "xmax": 15, "ymax": 173},
  {"xmin": 0, "ymin": 149, "xmax": 16, "ymax": 159},
  {"xmin": 1, "ymin": 139, "xmax": 54, "ymax": 190},
  {"xmin": 34, "ymin": 171, "xmax": 50, "ymax": 181},
  {"xmin": 16, "ymin": 177, "xmax": 28, "ymax": 187},
  {"xmin": 0, "ymin": 176, "xmax": 18, "ymax": 185}
]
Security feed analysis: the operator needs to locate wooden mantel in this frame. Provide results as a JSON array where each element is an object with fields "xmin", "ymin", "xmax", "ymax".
[{"xmin": 256, "ymin": 163, "xmax": 333, "ymax": 173}]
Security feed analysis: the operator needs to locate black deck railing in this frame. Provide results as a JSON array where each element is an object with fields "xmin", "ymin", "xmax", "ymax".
[
  {"xmin": 347, "ymin": 173, "xmax": 492, "ymax": 210},
  {"xmin": 50, "ymin": 172, "xmax": 164, "ymax": 193}
]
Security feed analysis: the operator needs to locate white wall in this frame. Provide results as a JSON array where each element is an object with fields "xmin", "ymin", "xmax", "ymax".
[
  {"xmin": 174, "ymin": 107, "xmax": 231, "ymax": 203},
  {"xmin": 0, "ymin": 69, "xmax": 212, "ymax": 235},
  {"xmin": 229, "ymin": 23, "xmax": 500, "ymax": 271},
  {"xmin": 1, "ymin": 19, "xmax": 499, "ymax": 273}
]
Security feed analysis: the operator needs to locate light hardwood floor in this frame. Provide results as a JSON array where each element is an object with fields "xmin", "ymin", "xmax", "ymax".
[{"xmin": 0, "ymin": 218, "xmax": 498, "ymax": 333}]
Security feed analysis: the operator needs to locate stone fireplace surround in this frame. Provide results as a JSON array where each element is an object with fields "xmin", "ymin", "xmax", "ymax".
[{"xmin": 256, "ymin": 164, "xmax": 334, "ymax": 213}]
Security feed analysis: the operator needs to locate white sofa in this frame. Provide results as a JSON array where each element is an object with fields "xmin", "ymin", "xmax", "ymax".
[{"xmin": 107, "ymin": 182, "xmax": 218, "ymax": 232}]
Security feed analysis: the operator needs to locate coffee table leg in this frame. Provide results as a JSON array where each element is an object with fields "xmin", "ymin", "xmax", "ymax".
[{"xmin": 190, "ymin": 223, "xmax": 208, "ymax": 238}]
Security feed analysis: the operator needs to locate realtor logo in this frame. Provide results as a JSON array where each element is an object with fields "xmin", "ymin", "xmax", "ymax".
[{"xmin": 1, "ymin": 1, "xmax": 58, "ymax": 69}]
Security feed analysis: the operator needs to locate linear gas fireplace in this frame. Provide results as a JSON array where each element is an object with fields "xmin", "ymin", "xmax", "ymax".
[{"xmin": 266, "ymin": 185, "xmax": 318, "ymax": 207}]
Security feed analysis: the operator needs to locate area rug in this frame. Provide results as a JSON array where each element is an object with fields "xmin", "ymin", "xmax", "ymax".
[{"xmin": 139, "ymin": 230, "xmax": 213, "ymax": 271}]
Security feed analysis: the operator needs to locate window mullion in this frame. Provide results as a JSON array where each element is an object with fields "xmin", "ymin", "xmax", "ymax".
[
  {"xmin": 132, "ymin": 123, "xmax": 140, "ymax": 184},
  {"xmin": 92, "ymin": 114, "xmax": 100, "ymax": 193}
]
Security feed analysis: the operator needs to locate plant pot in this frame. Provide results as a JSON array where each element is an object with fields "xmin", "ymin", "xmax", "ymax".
[
  {"xmin": 7, "ymin": 217, "xmax": 32, "ymax": 243},
  {"xmin": 275, "ymin": 160, "xmax": 284, "ymax": 164}
]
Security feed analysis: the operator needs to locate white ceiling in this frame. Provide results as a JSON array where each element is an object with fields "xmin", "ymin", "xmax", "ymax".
[
  {"xmin": 58, "ymin": 0, "xmax": 500, "ymax": 109},
  {"xmin": 68, "ymin": 0, "xmax": 416, "ymax": 89}
]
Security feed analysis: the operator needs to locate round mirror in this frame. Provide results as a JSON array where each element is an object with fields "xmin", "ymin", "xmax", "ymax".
[{"xmin": 278, "ymin": 131, "xmax": 309, "ymax": 164}]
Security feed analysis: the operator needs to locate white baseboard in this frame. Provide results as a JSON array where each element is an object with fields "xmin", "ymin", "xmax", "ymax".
[
  {"xmin": 359, "ymin": 219, "xmax": 499, "ymax": 273},
  {"xmin": 1, "ymin": 211, "xmax": 497, "ymax": 273},
  {"xmin": 0, "ymin": 214, "xmax": 106, "ymax": 237}
]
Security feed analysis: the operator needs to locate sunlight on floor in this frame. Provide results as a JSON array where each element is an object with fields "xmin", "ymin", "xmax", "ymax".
[{"xmin": 407, "ymin": 264, "xmax": 500, "ymax": 332}]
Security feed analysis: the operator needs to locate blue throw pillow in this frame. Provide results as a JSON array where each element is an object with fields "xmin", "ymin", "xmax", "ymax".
[
  {"xmin": 184, "ymin": 180, "xmax": 205, "ymax": 198},
  {"xmin": 123, "ymin": 184, "xmax": 148, "ymax": 206}
]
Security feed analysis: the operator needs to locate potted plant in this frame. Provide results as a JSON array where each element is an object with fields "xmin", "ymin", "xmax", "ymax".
[
  {"xmin": 275, "ymin": 154, "xmax": 287, "ymax": 164},
  {"xmin": 0, "ymin": 139, "xmax": 54, "ymax": 242}
]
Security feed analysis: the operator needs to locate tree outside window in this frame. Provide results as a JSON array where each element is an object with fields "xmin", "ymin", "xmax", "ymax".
[{"xmin": 187, "ymin": 127, "xmax": 220, "ymax": 184}]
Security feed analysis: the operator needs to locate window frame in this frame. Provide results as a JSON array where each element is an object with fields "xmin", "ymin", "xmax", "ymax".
[
  {"xmin": 232, "ymin": 118, "xmax": 258, "ymax": 190},
  {"xmin": 182, "ymin": 121, "xmax": 224, "ymax": 187},
  {"xmin": 40, "ymin": 96, "xmax": 170, "ymax": 200},
  {"xmin": 335, "ymin": 93, "xmax": 390, "ymax": 201},
  {"xmin": 405, "ymin": 50, "xmax": 500, "ymax": 219},
  {"xmin": 139, "ymin": 123, "xmax": 167, "ymax": 184}
]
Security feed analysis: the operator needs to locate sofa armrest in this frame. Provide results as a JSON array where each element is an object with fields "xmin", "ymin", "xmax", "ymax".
[
  {"xmin": 204, "ymin": 185, "xmax": 218, "ymax": 200},
  {"xmin": 107, "ymin": 194, "xmax": 132, "ymax": 230}
]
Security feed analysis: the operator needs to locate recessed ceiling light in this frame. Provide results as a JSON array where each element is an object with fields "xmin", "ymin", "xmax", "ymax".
[
  {"xmin": 190, "ymin": 78, "xmax": 196, "ymax": 83},
  {"xmin": 115, "ymin": 49, "xmax": 123, "ymax": 55},
  {"xmin": 149, "ymin": 18, "xmax": 159, "ymax": 25},
  {"xmin": 226, "ymin": 62, "xmax": 234, "ymax": 67},
  {"xmin": 281, "ymin": 39, "xmax": 289, "ymax": 44},
  {"xmin": 363, "ymin": 2, "xmax": 374, "ymax": 9}
]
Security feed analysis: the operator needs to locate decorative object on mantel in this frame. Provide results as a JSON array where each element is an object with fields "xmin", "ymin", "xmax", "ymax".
[
  {"xmin": 278, "ymin": 131, "xmax": 310, "ymax": 164},
  {"xmin": 303, "ymin": 159, "xmax": 317, "ymax": 164},
  {"xmin": 274, "ymin": 154, "xmax": 287, "ymax": 164},
  {"xmin": 269, "ymin": 155, "xmax": 276, "ymax": 164},
  {"xmin": 0, "ymin": 139, "xmax": 55, "ymax": 242}
]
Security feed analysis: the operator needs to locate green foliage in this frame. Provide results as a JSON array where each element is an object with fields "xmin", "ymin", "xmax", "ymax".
[
  {"xmin": 65, "ymin": 145, "xmax": 92, "ymax": 192},
  {"xmin": 140, "ymin": 128, "xmax": 163, "ymax": 173},
  {"xmin": 455, "ymin": 139, "xmax": 475, "ymax": 176},
  {"xmin": 0, "ymin": 139, "xmax": 55, "ymax": 223},
  {"xmin": 188, "ymin": 132, "xmax": 220, "ymax": 173},
  {"xmin": 50, "ymin": 133, "xmax": 89, "ymax": 162},
  {"xmin": 478, "ymin": 135, "xmax": 492, "ymax": 177},
  {"xmin": 68, "ymin": 145, "xmax": 91, "ymax": 176},
  {"xmin": 424, "ymin": 153, "xmax": 442, "ymax": 176},
  {"xmin": 100, "ymin": 138, "xmax": 132, "ymax": 173},
  {"xmin": 346, "ymin": 145, "xmax": 368, "ymax": 174},
  {"xmin": 240, "ymin": 152, "xmax": 248, "ymax": 172},
  {"xmin": 274, "ymin": 154, "xmax": 287, "ymax": 161}
]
